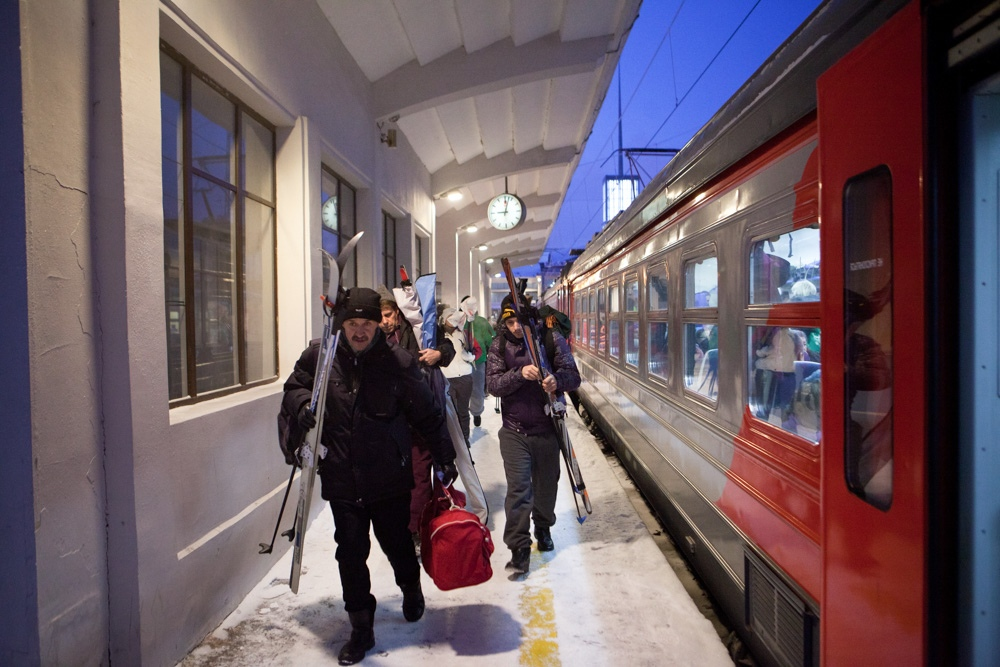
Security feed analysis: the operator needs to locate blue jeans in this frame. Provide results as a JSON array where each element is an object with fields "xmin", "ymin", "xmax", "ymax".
[{"xmin": 469, "ymin": 362, "xmax": 486, "ymax": 417}]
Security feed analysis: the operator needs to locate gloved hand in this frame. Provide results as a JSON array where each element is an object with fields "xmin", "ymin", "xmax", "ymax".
[
  {"xmin": 297, "ymin": 403, "xmax": 317, "ymax": 431},
  {"xmin": 437, "ymin": 462, "xmax": 458, "ymax": 488}
]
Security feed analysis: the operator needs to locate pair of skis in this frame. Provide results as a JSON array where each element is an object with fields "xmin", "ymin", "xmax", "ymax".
[
  {"xmin": 264, "ymin": 232, "xmax": 362, "ymax": 594},
  {"xmin": 500, "ymin": 258, "xmax": 592, "ymax": 524}
]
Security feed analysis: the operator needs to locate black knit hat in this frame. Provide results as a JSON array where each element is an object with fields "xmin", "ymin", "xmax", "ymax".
[
  {"xmin": 499, "ymin": 294, "xmax": 517, "ymax": 322},
  {"xmin": 342, "ymin": 287, "xmax": 382, "ymax": 322}
]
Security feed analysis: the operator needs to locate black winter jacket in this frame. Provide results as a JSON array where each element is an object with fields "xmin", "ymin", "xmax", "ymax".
[{"xmin": 282, "ymin": 331, "xmax": 454, "ymax": 504}]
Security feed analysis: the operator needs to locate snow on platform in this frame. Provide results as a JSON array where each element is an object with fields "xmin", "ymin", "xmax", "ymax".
[{"xmin": 179, "ymin": 396, "xmax": 732, "ymax": 667}]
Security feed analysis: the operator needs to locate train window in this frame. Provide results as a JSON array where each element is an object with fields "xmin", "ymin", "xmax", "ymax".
[
  {"xmin": 648, "ymin": 322, "xmax": 668, "ymax": 380},
  {"xmin": 749, "ymin": 226, "xmax": 820, "ymax": 305},
  {"xmin": 684, "ymin": 324, "xmax": 717, "ymax": 400},
  {"xmin": 647, "ymin": 264, "xmax": 669, "ymax": 311},
  {"xmin": 748, "ymin": 326, "xmax": 821, "ymax": 443},
  {"xmin": 625, "ymin": 320, "xmax": 640, "ymax": 368},
  {"xmin": 608, "ymin": 282, "xmax": 620, "ymax": 359},
  {"xmin": 597, "ymin": 286, "xmax": 607, "ymax": 353},
  {"xmin": 685, "ymin": 256, "xmax": 718, "ymax": 308},
  {"xmin": 625, "ymin": 278, "xmax": 639, "ymax": 312},
  {"xmin": 843, "ymin": 166, "xmax": 893, "ymax": 511},
  {"xmin": 588, "ymin": 289, "xmax": 596, "ymax": 349}
]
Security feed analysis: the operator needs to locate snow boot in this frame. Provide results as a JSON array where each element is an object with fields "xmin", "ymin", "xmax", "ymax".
[
  {"xmin": 534, "ymin": 527, "xmax": 554, "ymax": 552},
  {"xmin": 338, "ymin": 600, "xmax": 376, "ymax": 665},
  {"xmin": 505, "ymin": 546, "xmax": 530, "ymax": 574},
  {"xmin": 400, "ymin": 580, "xmax": 424, "ymax": 622}
]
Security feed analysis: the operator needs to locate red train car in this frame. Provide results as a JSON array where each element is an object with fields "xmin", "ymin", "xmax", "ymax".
[{"xmin": 565, "ymin": 1, "xmax": 999, "ymax": 664}]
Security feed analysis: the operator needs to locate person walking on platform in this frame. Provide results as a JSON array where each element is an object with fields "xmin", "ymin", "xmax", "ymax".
[
  {"xmin": 282, "ymin": 287, "xmax": 457, "ymax": 665},
  {"xmin": 460, "ymin": 295, "xmax": 495, "ymax": 429},
  {"xmin": 486, "ymin": 294, "xmax": 581, "ymax": 575},
  {"xmin": 441, "ymin": 306, "xmax": 475, "ymax": 441},
  {"xmin": 377, "ymin": 286, "xmax": 456, "ymax": 552}
]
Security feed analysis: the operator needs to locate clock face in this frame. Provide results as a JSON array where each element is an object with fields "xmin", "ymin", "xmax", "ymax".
[
  {"xmin": 321, "ymin": 197, "xmax": 338, "ymax": 231},
  {"xmin": 487, "ymin": 193, "xmax": 526, "ymax": 231}
]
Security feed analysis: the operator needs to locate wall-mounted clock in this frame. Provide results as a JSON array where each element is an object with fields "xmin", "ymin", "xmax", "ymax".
[
  {"xmin": 321, "ymin": 197, "xmax": 338, "ymax": 230},
  {"xmin": 487, "ymin": 192, "xmax": 526, "ymax": 231}
]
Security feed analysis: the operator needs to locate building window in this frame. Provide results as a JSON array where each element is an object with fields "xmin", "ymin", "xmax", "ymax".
[
  {"xmin": 321, "ymin": 166, "xmax": 357, "ymax": 290},
  {"xmin": 161, "ymin": 47, "xmax": 277, "ymax": 403},
  {"xmin": 414, "ymin": 235, "xmax": 425, "ymax": 279},
  {"xmin": 383, "ymin": 211, "xmax": 397, "ymax": 288}
]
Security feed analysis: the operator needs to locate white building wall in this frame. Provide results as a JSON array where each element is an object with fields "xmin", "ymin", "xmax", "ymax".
[{"xmin": 11, "ymin": 1, "xmax": 438, "ymax": 664}]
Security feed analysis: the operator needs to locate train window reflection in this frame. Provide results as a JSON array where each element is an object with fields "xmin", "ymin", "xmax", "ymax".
[
  {"xmin": 648, "ymin": 322, "xmax": 668, "ymax": 380},
  {"xmin": 609, "ymin": 283, "xmax": 620, "ymax": 358},
  {"xmin": 597, "ymin": 286, "xmax": 606, "ymax": 353},
  {"xmin": 625, "ymin": 320, "xmax": 639, "ymax": 368},
  {"xmin": 749, "ymin": 226, "xmax": 820, "ymax": 305},
  {"xmin": 684, "ymin": 323, "xmax": 717, "ymax": 400},
  {"xmin": 647, "ymin": 263, "xmax": 669, "ymax": 310},
  {"xmin": 843, "ymin": 166, "xmax": 893, "ymax": 511},
  {"xmin": 685, "ymin": 256, "xmax": 718, "ymax": 308},
  {"xmin": 748, "ymin": 326, "xmax": 821, "ymax": 443},
  {"xmin": 626, "ymin": 278, "xmax": 639, "ymax": 312}
]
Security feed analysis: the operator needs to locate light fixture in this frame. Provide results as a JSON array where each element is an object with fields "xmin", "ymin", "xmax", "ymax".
[
  {"xmin": 446, "ymin": 191, "xmax": 463, "ymax": 202},
  {"xmin": 494, "ymin": 273, "xmax": 501, "ymax": 279},
  {"xmin": 466, "ymin": 225, "xmax": 478, "ymax": 233},
  {"xmin": 378, "ymin": 115, "xmax": 400, "ymax": 148},
  {"xmin": 477, "ymin": 244, "xmax": 488, "ymax": 251},
  {"xmin": 485, "ymin": 258, "xmax": 494, "ymax": 265}
]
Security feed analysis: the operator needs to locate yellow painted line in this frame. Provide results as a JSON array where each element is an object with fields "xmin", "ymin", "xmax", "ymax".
[{"xmin": 518, "ymin": 552, "xmax": 560, "ymax": 666}]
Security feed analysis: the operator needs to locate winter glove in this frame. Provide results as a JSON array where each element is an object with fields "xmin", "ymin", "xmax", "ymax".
[
  {"xmin": 297, "ymin": 403, "xmax": 317, "ymax": 431},
  {"xmin": 437, "ymin": 462, "xmax": 458, "ymax": 488}
]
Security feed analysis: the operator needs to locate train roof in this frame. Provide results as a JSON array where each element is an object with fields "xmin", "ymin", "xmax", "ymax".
[{"xmin": 567, "ymin": 0, "xmax": 909, "ymax": 281}]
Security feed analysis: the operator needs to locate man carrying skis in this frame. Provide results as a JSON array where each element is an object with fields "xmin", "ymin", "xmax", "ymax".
[
  {"xmin": 282, "ymin": 287, "xmax": 457, "ymax": 665},
  {"xmin": 486, "ymin": 294, "xmax": 580, "ymax": 575}
]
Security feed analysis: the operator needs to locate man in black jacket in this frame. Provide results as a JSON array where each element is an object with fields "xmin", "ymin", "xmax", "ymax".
[{"xmin": 283, "ymin": 287, "xmax": 457, "ymax": 666}]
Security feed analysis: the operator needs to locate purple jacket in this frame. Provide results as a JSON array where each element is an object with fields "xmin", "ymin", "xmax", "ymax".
[{"xmin": 485, "ymin": 328, "xmax": 580, "ymax": 436}]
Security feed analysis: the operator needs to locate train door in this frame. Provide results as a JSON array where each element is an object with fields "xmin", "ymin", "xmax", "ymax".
[{"xmin": 816, "ymin": 3, "xmax": 925, "ymax": 665}]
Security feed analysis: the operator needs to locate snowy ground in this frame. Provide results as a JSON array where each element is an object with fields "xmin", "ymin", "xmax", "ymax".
[{"xmin": 178, "ymin": 397, "xmax": 733, "ymax": 667}]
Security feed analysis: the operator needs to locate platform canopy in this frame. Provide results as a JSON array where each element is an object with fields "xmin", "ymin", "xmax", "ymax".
[{"xmin": 318, "ymin": 0, "xmax": 640, "ymax": 270}]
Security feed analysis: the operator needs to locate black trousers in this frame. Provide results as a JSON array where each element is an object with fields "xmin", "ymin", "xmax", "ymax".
[
  {"xmin": 329, "ymin": 493, "xmax": 419, "ymax": 612},
  {"xmin": 498, "ymin": 426, "xmax": 561, "ymax": 551}
]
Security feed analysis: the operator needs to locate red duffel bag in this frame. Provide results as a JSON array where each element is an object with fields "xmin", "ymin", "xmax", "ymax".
[{"xmin": 419, "ymin": 480, "xmax": 494, "ymax": 590}]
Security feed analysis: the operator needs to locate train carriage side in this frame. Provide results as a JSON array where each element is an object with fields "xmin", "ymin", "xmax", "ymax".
[
  {"xmin": 571, "ymin": 122, "xmax": 823, "ymax": 667},
  {"xmin": 567, "ymin": 0, "xmax": 1000, "ymax": 664},
  {"xmin": 563, "ymin": 1, "xmax": 942, "ymax": 666}
]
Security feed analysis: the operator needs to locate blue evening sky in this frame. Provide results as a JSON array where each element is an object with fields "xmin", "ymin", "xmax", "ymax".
[{"xmin": 542, "ymin": 0, "xmax": 824, "ymax": 267}]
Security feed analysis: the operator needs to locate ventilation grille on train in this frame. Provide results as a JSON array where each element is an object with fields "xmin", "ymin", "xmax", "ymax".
[{"xmin": 745, "ymin": 550, "xmax": 817, "ymax": 667}]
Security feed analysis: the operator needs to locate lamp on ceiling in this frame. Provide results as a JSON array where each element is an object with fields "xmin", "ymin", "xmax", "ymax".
[{"xmin": 378, "ymin": 115, "xmax": 400, "ymax": 148}]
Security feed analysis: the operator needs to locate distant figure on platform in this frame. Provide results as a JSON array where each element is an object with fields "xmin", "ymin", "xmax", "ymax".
[
  {"xmin": 282, "ymin": 287, "xmax": 457, "ymax": 665},
  {"xmin": 460, "ymin": 295, "xmax": 495, "ymax": 428},
  {"xmin": 486, "ymin": 294, "xmax": 580, "ymax": 575},
  {"xmin": 441, "ymin": 306, "xmax": 475, "ymax": 441}
]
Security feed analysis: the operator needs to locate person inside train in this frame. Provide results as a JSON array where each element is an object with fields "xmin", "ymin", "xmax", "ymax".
[{"xmin": 486, "ymin": 294, "xmax": 581, "ymax": 575}]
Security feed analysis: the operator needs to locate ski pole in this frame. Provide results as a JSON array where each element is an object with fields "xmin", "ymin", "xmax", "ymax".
[{"xmin": 258, "ymin": 464, "xmax": 297, "ymax": 554}]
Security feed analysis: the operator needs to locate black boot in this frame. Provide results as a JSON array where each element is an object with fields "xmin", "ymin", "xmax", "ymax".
[
  {"xmin": 400, "ymin": 580, "xmax": 425, "ymax": 622},
  {"xmin": 534, "ymin": 526, "xmax": 554, "ymax": 552},
  {"xmin": 505, "ymin": 546, "xmax": 530, "ymax": 574},
  {"xmin": 338, "ymin": 600, "xmax": 376, "ymax": 666}
]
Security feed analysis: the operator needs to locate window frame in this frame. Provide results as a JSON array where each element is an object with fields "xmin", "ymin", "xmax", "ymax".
[
  {"xmin": 382, "ymin": 210, "xmax": 397, "ymax": 288},
  {"xmin": 681, "ymin": 245, "xmax": 719, "ymax": 404},
  {"xmin": 608, "ymin": 279, "xmax": 621, "ymax": 361},
  {"xmin": 321, "ymin": 165, "xmax": 358, "ymax": 289},
  {"xmin": 744, "ymin": 222, "xmax": 823, "ymax": 447},
  {"xmin": 161, "ymin": 44, "xmax": 278, "ymax": 406},
  {"xmin": 643, "ymin": 259, "xmax": 670, "ymax": 385}
]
